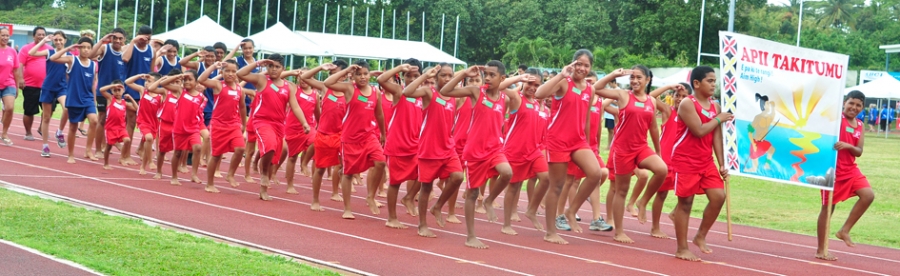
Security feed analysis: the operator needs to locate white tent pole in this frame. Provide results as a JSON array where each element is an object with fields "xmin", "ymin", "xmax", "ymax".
[
  {"xmin": 696, "ymin": 0, "xmax": 706, "ymax": 66},
  {"xmin": 392, "ymin": 9, "xmax": 395, "ymax": 39},
  {"xmin": 336, "ymin": 5, "xmax": 340, "ymax": 34},
  {"xmin": 150, "ymin": 0, "xmax": 155, "ymax": 29},
  {"xmin": 322, "ymin": 3, "xmax": 327, "ymax": 33},
  {"xmin": 454, "ymin": 15, "xmax": 459, "ymax": 58},
  {"xmin": 217, "ymin": 0, "xmax": 222, "ymax": 23},
  {"xmin": 380, "ymin": 9, "xmax": 384, "ymax": 38},
  {"xmin": 365, "ymin": 7, "xmax": 369, "ymax": 37},
  {"xmin": 247, "ymin": 0, "xmax": 253, "ymax": 36},
  {"xmin": 306, "ymin": 2, "xmax": 311, "ymax": 32},
  {"xmin": 231, "ymin": 0, "xmax": 236, "ymax": 31},
  {"xmin": 440, "ymin": 14, "xmax": 444, "ymax": 50},
  {"xmin": 351, "ymin": 7, "xmax": 355, "ymax": 36},
  {"xmin": 421, "ymin": 11, "xmax": 424, "ymax": 42},
  {"xmin": 276, "ymin": 0, "xmax": 281, "ymax": 23},
  {"xmin": 406, "ymin": 11, "xmax": 410, "ymax": 40},
  {"xmin": 132, "ymin": 0, "xmax": 138, "ymax": 35},
  {"xmin": 165, "ymin": 0, "xmax": 170, "ymax": 31},
  {"xmin": 200, "ymin": 0, "xmax": 203, "ymax": 18},
  {"xmin": 182, "ymin": 0, "xmax": 187, "ymax": 27},
  {"xmin": 114, "ymin": 0, "xmax": 119, "ymax": 28},
  {"xmin": 292, "ymin": 1, "xmax": 297, "ymax": 31},
  {"xmin": 264, "ymin": 0, "xmax": 269, "ymax": 28},
  {"xmin": 97, "ymin": 0, "xmax": 103, "ymax": 38}
]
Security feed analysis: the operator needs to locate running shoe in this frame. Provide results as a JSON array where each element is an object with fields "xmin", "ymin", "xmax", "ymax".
[
  {"xmin": 589, "ymin": 217, "xmax": 613, "ymax": 232},
  {"xmin": 576, "ymin": 214, "xmax": 581, "ymax": 221},
  {"xmin": 56, "ymin": 130, "xmax": 66, "ymax": 148},
  {"xmin": 41, "ymin": 145, "xmax": 50, "ymax": 157},
  {"xmin": 24, "ymin": 135, "xmax": 35, "ymax": 141},
  {"xmin": 1, "ymin": 137, "xmax": 12, "ymax": 146},
  {"xmin": 555, "ymin": 215, "xmax": 572, "ymax": 231}
]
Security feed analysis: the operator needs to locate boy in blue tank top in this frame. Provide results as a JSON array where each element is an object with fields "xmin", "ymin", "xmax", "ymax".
[
  {"xmin": 121, "ymin": 25, "xmax": 158, "ymax": 166},
  {"xmin": 87, "ymin": 28, "xmax": 127, "ymax": 161}
]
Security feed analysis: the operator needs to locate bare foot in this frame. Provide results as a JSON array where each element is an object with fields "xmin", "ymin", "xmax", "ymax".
[
  {"xmin": 510, "ymin": 212, "xmax": 521, "ymax": 222},
  {"xmin": 693, "ymin": 236, "xmax": 712, "ymax": 253},
  {"xmin": 300, "ymin": 168, "xmax": 310, "ymax": 177},
  {"xmin": 226, "ymin": 176, "xmax": 239, "ymax": 187},
  {"xmin": 475, "ymin": 204, "xmax": 487, "ymax": 214},
  {"xmin": 402, "ymin": 198, "xmax": 418, "ymax": 217},
  {"xmin": 191, "ymin": 175, "xmax": 202, "ymax": 183},
  {"xmin": 465, "ymin": 237, "xmax": 489, "ymax": 249},
  {"xmin": 366, "ymin": 198, "xmax": 381, "ymax": 215},
  {"xmin": 431, "ymin": 207, "xmax": 445, "ymax": 228},
  {"xmin": 675, "ymin": 249, "xmax": 702, "ymax": 262},
  {"xmin": 815, "ymin": 252, "xmax": 838, "ymax": 261},
  {"xmin": 386, "ymin": 219, "xmax": 407, "ymax": 229},
  {"xmin": 330, "ymin": 194, "xmax": 343, "ymax": 202},
  {"xmin": 205, "ymin": 186, "xmax": 220, "ymax": 193},
  {"xmin": 351, "ymin": 185, "xmax": 357, "ymax": 193},
  {"xmin": 636, "ymin": 202, "xmax": 648, "ymax": 224},
  {"xmin": 377, "ymin": 190, "xmax": 387, "ymax": 198},
  {"xmin": 650, "ymin": 229, "xmax": 669, "ymax": 239},
  {"xmin": 259, "ymin": 191, "xmax": 272, "ymax": 201},
  {"xmin": 103, "ymin": 165, "xmax": 112, "ymax": 170},
  {"xmin": 170, "ymin": 179, "xmax": 181, "ymax": 186},
  {"xmin": 67, "ymin": 157, "xmax": 76, "ymax": 164},
  {"xmin": 214, "ymin": 171, "xmax": 223, "ymax": 178},
  {"xmin": 543, "ymin": 233, "xmax": 569, "ymax": 245},
  {"xmin": 492, "ymin": 200, "xmax": 500, "ymax": 208},
  {"xmin": 446, "ymin": 214, "xmax": 461, "ymax": 224},
  {"xmin": 286, "ymin": 186, "xmax": 299, "ymax": 194},
  {"xmin": 87, "ymin": 154, "xmax": 98, "ymax": 161},
  {"xmin": 501, "ymin": 226, "xmax": 518, "ymax": 235},
  {"xmin": 244, "ymin": 175, "xmax": 256, "ymax": 184},
  {"xmin": 310, "ymin": 202, "xmax": 324, "ymax": 212},
  {"xmin": 153, "ymin": 173, "xmax": 162, "ymax": 180},
  {"xmin": 272, "ymin": 177, "xmax": 281, "ymax": 186},
  {"xmin": 524, "ymin": 210, "xmax": 544, "ymax": 231},
  {"xmin": 565, "ymin": 212, "xmax": 583, "ymax": 233},
  {"xmin": 418, "ymin": 226, "xmax": 437, "ymax": 238},
  {"xmin": 138, "ymin": 168, "xmax": 146, "ymax": 175},
  {"xmin": 178, "ymin": 166, "xmax": 189, "ymax": 173},
  {"xmin": 342, "ymin": 211, "xmax": 355, "ymax": 219},
  {"xmin": 149, "ymin": 163, "xmax": 157, "ymax": 170},
  {"xmin": 483, "ymin": 200, "xmax": 498, "ymax": 222},
  {"xmin": 613, "ymin": 233, "xmax": 634, "ymax": 243},
  {"xmin": 836, "ymin": 231, "xmax": 856, "ymax": 247},
  {"xmin": 123, "ymin": 158, "xmax": 138, "ymax": 166},
  {"xmin": 627, "ymin": 204, "xmax": 637, "ymax": 217}
]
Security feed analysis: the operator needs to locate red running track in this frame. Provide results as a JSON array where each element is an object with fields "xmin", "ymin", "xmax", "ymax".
[
  {"xmin": 0, "ymin": 240, "xmax": 100, "ymax": 276},
  {"xmin": 0, "ymin": 115, "xmax": 897, "ymax": 276}
]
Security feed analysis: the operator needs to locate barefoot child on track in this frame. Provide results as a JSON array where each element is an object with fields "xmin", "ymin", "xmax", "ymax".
[
  {"xmin": 198, "ymin": 60, "xmax": 247, "ymax": 193},
  {"xmin": 98, "ymin": 80, "xmax": 138, "ymax": 170},
  {"xmin": 124, "ymin": 73, "xmax": 164, "ymax": 175},
  {"xmin": 49, "ymin": 37, "xmax": 98, "ymax": 164},
  {"xmin": 301, "ymin": 61, "xmax": 348, "ymax": 210}
]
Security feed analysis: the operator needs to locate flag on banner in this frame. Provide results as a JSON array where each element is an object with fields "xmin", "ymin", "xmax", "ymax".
[{"xmin": 718, "ymin": 31, "xmax": 849, "ymax": 191}]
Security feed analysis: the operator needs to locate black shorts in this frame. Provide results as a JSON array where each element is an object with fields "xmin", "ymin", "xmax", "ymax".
[
  {"xmin": 880, "ymin": 119, "xmax": 889, "ymax": 130},
  {"xmin": 22, "ymin": 86, "xmax": 42, "ymax": 116},
  {"xmin": 96, "ymin": 96, "xmax": 107, "ymax": 113},
  {"xmin": 604, "ymin": 118, "xmax": 615, "ymax": 130}
]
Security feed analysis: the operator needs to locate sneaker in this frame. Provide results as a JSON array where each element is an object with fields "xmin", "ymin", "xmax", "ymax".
[
  {"xmin": 1, "ymin": 137, "xmax": 12, "ymax": 146},
  {"xmin": 576, "ymin": 214, "xmax": 581, "ymax": 221},
  {"xmin": 56, "ymin": 130, "xmax": 66, "ymax": 148},
  {"xmin": 41, "ymin": 145, "xmax": 50, "ymax": 157},
  {"xmin": 589, "ymin": 217, "xmax": 613, "ymax": 232},
  {"xmin": 24, "ymin": 135, "xmax": 35, "ymax": 141},
  {"xmin": 555, "ymin": 215, "xmax": 572, "ymax": 231}
]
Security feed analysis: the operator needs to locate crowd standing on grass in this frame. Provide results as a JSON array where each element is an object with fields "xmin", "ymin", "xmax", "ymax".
[{"xmin": 0, "ymin": 24, "xmax": 876, "ymax": 262}]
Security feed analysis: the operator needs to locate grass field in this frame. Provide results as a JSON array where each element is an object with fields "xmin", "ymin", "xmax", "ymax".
[
  {"xmin": 594, "ymin": 130, "xmax": 900, "ymax": 249},
  {"xmin": 0, "ymin": 188, "xmax": 338, "ymax": 276}
]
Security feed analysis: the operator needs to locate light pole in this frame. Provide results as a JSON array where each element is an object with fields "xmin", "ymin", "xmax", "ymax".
[{"xmin": 796, "ymin": 0, "xmax": 805, "ymax": 46}]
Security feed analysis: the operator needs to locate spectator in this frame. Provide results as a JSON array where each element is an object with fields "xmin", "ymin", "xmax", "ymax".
[
  {"xmin": 878, "ymin": 104, "xmax": 894, "ymax": 133},
  {"xmin": 866, "ymin": 104, "xmax": 877, "ymax": 132},
  {"xmin": 1, "ymin": 26, "xmax": 25, "ymax": 146},
  {"xmin": 80, "ymin": 30, "xmax": 96, "ymax": 41},
  {"xmin": 18, "ymin": 26, "xmax": 51, "ymax": 140}
]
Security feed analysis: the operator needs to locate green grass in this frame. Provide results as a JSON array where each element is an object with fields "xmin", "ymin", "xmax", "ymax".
[
  {"xmin": 589, "ymin": 132, "xmax": 900, "ymax": 249},
  {"xmin": 0, "ymin": 188, "xmax": 339, "ymax": 276}
]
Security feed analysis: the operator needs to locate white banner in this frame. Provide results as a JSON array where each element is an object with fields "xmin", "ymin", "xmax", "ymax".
[{"xmin": 719, "ymin": 32, "xmax": 849, "ymax": 191}]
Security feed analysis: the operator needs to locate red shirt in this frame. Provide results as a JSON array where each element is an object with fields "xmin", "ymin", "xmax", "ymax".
[
  {"xmin": 381, "ymin": 92, "xmax": 394, "ymax": 133},
  {"xmin": 106, "ymin": 98, "xmax": 127, "ymax": 133},
  {"xmin": 287, "ymin": 87, "xmax": 317, "ymax": 133},
  {"xmin": 173, "ymin": 91, "xmax": 206, "ymax": 134},
  {"xmin": 537, "ymin": 100, "xmax": 549, "ymax": 150},
  {"xmin": 251, "ymin": 78, "xmax": 291, "ymax": 129},
  {"xmin": 836, "ymin": 117, "xmax": 863, "ymax": 181},
  {"xmin": 588, "ymin": 99, "xmax": 603, "ymax": 151},
  {"xmin": 659, "ymin": 106, "xmax": 679, "ymax": 166},
  {"xmin": 418, "ymin": 89, "xmax": 457, "ymax": 159},
  {"xmin": 546, "ymin": 77, "xmax": 592, "ymax": 152},
  {"xmin": 341, "ymin": 85, "xmax": 379, "ymax": 142},
  {"xmin": 384, "ymin": 93, "xmax": 423, "ymax": 156},
  {"xmin": 671, "ymin": 96, "xmax": 717, "ymax": 173},
  {"xmin": 318, "ymin": 89, "xmax": 345, "ymax": 135},
  {"xmin": 453, "ymin": 97, "xmax": 474, "ymax": 155},
  {"xmin": 137, "ymin": 92, "xmax": 161, "ymax": 128},
  {"xmin": 504, "ymin": 96, "xmax": 544, "ymax": 162},
  {"xmin": 157, "ymin": 91, "xmax": 178, "ymax": 124},
  {"xmin": 611, "ymin": 92, "xmax": 656, "ymax": 154},
  {"xmin": 463, "ymin": 87, "xmax": 506, "ymax": 161},
  {"xmin": 211, "ymin": 81, "xmax": 243, "ymax": 128}
]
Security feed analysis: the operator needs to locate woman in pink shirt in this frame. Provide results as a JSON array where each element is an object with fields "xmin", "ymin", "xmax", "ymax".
[{"xmin": 0, "ymin": 26, "xmax": 25, "ymax": 146}]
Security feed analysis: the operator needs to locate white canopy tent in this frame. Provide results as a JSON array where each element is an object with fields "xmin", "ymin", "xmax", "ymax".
[
  {"xmin": 153, "ymin": 16, "xmax": 243, "ymax": 49},
  {"xmin": 844, "ymin": 75, "xmax": 900, "ymax": 99},
  {"xmin": 247, "ymin": 23, "xmax": 330, "ymax": 56},
  {"xmin": 295, "ymin": 31, "xmax": 465, "ymax": 64},
  {"xmin": 656, "ymin": 69, "xmax": 693, "ymax": 87}
]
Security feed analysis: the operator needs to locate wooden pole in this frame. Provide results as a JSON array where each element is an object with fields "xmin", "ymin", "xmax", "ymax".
[
  {"xmin": 824, "ymin": 190, "xmax": 834, "ymax": 256},
  {"xmin": 725, "ymin": 177, "xmax": 733, "ymax": 241}
]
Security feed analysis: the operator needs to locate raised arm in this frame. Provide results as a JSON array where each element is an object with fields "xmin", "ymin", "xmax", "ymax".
[
  {"xmin": 403, "ymin": 66, "xmax": 439, "ymax": 99},
  {"xmin": 49, "ymin": 44, "xmax": 77, "ymax": 66},
  {"xmin": 197, "ymin": 62, "xmax": 223, "ymax": 93},
  {"xmin": 286, "ymin": 83, "xmax": 310, "ymax": 133},
  {"xmin": 124, "ymin": 74, "xmax": 148, "ymax": 93},
  {"xmin": 650, "ymin": 83, "xmax": 681, "ymax": 98},
  {"xmin": 237, "ymin": 59, "xmax": 270, "ymax": 89},
  {"xmin": 678, "ymin": 99, "xmax": 733, "ymax": 138},
  {"xmin": 535, "ymin": 62, "xmax": 575, "ymax": 99},
  {"xmin": 377, "ymin": 64, "xmax": 415, "ymax": 97},
  {"xmin": 122, "ymin": 35, "xmax": 145, "ymax": 63},
  {"xmin": 374, "ymin": 90, "xmax": 386, "ymax": 143},
  {"xmin": 439, "ymin": 66, "xmax": 482, "ymax": 99},
  {"xmin": 179, "ymin": 50, "xmax": 204, "ymax": 70},
  {"xmin": 592, "ymin": 69, "xmax": 630, "ymax": 101},
  {"xmin": 323, "ymin": 65, "xmax": 357, "ymax": 95},
  {"xmin": 28, "ymin": 35, "xmax": 53, "ymax": 57},
  {"xmin": 300, "ymin": 64, "xmax": 336, "ymax": 91},
  {"xmin": 124, "ymin": 94, "xmax": 139, "ymax": 112},
  {"xmin": 223, "ymin": 44, "xmax": 239, "ymax": 61},
  {"xmin": 98, "ymin": 83, "xmax": 122, "ymax": 100},
  {"xmin": 87, "ymin": 34, "xmax": 113, "ymax": 60}
]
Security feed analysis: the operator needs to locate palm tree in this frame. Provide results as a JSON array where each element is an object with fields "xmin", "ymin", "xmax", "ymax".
[{"xmin": 809, "ymin": 0, "xmax": 864, "ymax": 30}]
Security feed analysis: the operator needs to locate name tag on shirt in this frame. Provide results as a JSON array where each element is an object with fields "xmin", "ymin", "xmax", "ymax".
[
  {"xmin": 269, "ymin": 84, "xmax": 279, "ymax": 92},
  {"xmin": 845, "ymin": 126, "xmax": 855, "ymax": 133},
  {"xmin": 327, "ymin": 95, "xmax": 338, "ymax": 102},
  {"xmin": 228, "ymin": 90, "xmax": 238, "ymax": 96},
  {"xmin": 113, "ymin": 102, "xmax": 125, "ymax": 110},
  {"xmin": 168, "ymin": 97, "xmax": 178, "ymax": 104},
  {"xmin": 299, "ymin": 92, "xmax": 312, "ymax": 101},
  {"xmin": 526, "ymin": 103, "xmax": 534, "ymax": 109},
  {"xmin": 184, "ymin": 94, "xmax": 194, "ymax": 101},
  {"xmin": 405, "ymin": 97, "xmax": 416, "ymax": 103},
  {"xmin": 572, "ymin": 87, "xmax": 582, "ymax": 95},
  {"xmin": 591, "ymin": 106, "xmax": 599, "ymax": 112},
  {"xmin": 436, "ymin": 97, "xmax": 447, "ymax": 106},
  {"xmin": 142, "ymin": 94, "xmax": 153, "ymax": 101},
  {"xmin": 357, "ymin": 95, "xmax": 369, "ymax": 102},
  {"xmin": 634, "ymin": 101, "xmax": 645, "ymax": 108},
  {"xmin": 482, "ymin": 99, "xmax": 494, "ymax": 108},
  {"xmin": 701, "ymin": 109, "xmax": 711, "ymax": 118}
]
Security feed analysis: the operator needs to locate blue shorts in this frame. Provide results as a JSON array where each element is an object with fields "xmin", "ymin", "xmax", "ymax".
[
  {"xmin": 40, "ymin": 88, "xmax": 67, "ymax": 104},
  {"xmin": 204, "ymin": 112, "xmax": 212, "ymax": 127},
  {"xmin": 0, "ymin": 86, "xmax": 16, "ymax": 98},
  {"xmin": 67, "ymin": 105, "xmax": 97, "ymax": 124}
]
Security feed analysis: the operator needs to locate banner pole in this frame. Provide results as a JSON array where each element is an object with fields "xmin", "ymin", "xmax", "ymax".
[
  {"xmin": 824, "ymin": 190, "xmax": 834, "ymax": 257},
  {"xmin": 725, "ymin": 177, "xmax": 733, "ymax": 241}
]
